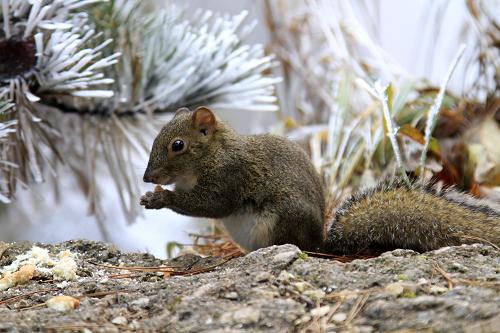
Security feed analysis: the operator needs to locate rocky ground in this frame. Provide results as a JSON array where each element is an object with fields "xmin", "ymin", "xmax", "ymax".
[{"xmin": 0, "ymin": 240, "xmax": 499, "ymax": 332}]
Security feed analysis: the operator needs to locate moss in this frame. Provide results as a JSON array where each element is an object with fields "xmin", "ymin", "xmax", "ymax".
[
  {"xmin": 400, "ymin": 292, "xmax": 417, "ymax": 298},
  {"xmin": 298, "ymin": 252, "xmax": 309, "ymax": 260}
]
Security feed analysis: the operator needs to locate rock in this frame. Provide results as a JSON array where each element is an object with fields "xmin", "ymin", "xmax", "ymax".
[{"xmin": 0, "ymin": 241, "xmax": 498, "ymax": 332}]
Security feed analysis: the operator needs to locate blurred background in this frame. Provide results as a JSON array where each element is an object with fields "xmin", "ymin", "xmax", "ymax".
[{"xmin": 1, "ymin": 0, "xmax": 498, "ymax": 258}]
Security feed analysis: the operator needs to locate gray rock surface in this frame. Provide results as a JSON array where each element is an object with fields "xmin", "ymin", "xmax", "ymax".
[{"xmin": 0, "ymin": 240, "xmax": 498, "ymax": 332}]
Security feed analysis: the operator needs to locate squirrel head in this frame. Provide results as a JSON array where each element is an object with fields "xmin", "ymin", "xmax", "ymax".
[{"xmin": 143, "ymin": 106, "xmax": 218, "ymax": 185}]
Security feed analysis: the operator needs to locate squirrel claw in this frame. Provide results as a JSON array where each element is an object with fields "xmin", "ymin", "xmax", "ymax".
[{"xmin": 140, "ymin": 191, "xmax": 166, "ymax": 209}]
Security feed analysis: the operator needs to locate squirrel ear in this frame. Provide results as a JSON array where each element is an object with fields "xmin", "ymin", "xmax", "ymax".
[
  {"xmin": 174, "ymin": 107, "xmax": 190, "ymax": 118},
  {"xmin": 192, "ymin": 106, "xmax": 217, "ymax": 133}
]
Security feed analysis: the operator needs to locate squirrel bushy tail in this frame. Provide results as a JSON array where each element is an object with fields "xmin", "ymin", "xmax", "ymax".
[{"xmin": 324, "ymin": 178, "xmax": 500, "ymax": 254}]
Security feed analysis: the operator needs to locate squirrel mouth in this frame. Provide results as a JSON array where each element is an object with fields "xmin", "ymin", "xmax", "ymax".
[{"xmin": 156, "ymin": 176, "xmax": 175, "ymax": 186}]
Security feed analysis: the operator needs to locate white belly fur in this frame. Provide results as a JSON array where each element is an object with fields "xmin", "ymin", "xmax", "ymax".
[{"xmin": 221, "ymin": 210, "xmax": 276, "ymax": 251}]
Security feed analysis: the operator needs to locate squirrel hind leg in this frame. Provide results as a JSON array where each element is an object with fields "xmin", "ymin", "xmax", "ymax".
[
  {"xmin": 249, "ymin": 212, "xmax": 279, "ymax": 251},
  {"xmin": 220, "ymin": 210, "xmax": 277, "ymax": 251}
]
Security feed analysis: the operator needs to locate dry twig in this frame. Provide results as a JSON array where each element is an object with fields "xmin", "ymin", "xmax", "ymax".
[
  {"xmin": 0, "ymin": 288, "xmax": 59, "ymax": 306},
  {"xmin": 432, "ymin": 264, "xmax": 455, "ymax": 289}
]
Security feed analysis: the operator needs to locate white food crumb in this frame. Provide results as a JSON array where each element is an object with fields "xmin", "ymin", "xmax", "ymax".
[
  {"xmin": 46, "ymin": 296, "xmax": 80, "ymax": 311},
  {"xmin": 53, "ymin": 255, "xmax": 78, "ymax": 281},
  {"xmin": 0, "ymin": 246, "xmax": 79, "ymax": 290}
]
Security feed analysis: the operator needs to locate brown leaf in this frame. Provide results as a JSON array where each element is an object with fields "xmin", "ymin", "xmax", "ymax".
[{"xmin": 398, "ymin": 124, "xmax": 425, "ymax": 144}]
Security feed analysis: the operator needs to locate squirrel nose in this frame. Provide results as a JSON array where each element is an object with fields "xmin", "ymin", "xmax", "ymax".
[
  {"xmin": 143, "ymin": 173, "xmax": 153, "ymax": 183},
  {"xmin": 143, "ymin": 167, "xmax": 160, "ymax": 183},
  {"xmin": 143, "ymin": 169, "xmax": 155, "ymax": 183}
]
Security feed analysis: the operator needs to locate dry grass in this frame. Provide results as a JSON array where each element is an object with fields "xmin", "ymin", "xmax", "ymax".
[{"xmin": 263, "ymin": 0, "xmax": 499, "ymax": 201}]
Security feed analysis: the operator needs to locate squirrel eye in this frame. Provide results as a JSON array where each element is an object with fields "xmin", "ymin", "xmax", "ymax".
[{"xmin": 171, "ymin": 140, "xmax": 184, "ymax": 152}]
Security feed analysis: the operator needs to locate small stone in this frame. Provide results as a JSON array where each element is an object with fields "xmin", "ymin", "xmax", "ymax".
[
  {"xmin": 452, "ymin": 262, "xmax": 468, "ymax": 273},
  {"xmin": 294, "ymin": 315, "xmax": 311, "ymax": 326},
  {"xmin": 272, "ymin": 250, "xmax": 299, "ymax": 266},
  {"xmin": 233, "ymin": 307, "xmax": 260, "ymax": 324},
  {"xmin": 311, "ymin": 305, "xmax": 330, "ymax": 317},
  {"xmin": 385, "ymin": 282, "xmax": 404, "ymax": 297},
  {"xmin": 417, "ymin": 278, "xmax": 429, "ymax": 285},
  {"xmin": 429, "ymin": 286, "xmax": 448, "ymax": 295},
  {"xmin": 384, "ymin": 282, "xmax": 416, "ymax": 297},
  {"xmin": 293, "ymin": 281, "xmax": 309, "ymax": 293},
  {"xmin": 56, "ymin": 281, "xmax": 71, "ymax": 289},
  {"xmin": 131, "ymin": 297, "xmax": 150, "ymax": 307},
  {"xmin": 224, "ymin": 292, "xmax": 239, "ymax": 300},
  {"xmin": 111, "ymin": 316, "xmax": 128, "ymax": 325},
  {"xmin": 277, "ymin": 270, "xmax": 294, "ymax": 284},
  {"xmin": 357, "ymin": 325, "xmax": 374, "ymax": 333},
  {"xmin": 303, "ymin": 289, "xmax": 325, "ymax": 301},
  {"xmin": 331, "ymin": 312, "xmax": 347, "ymax": 323},
  {"xmin": 255, "ymin": 271, "xmax": 271, "ymax": 283},
  {"xmin": 128, "ymin": 320, "xmax": 141, "ymax": 330}
]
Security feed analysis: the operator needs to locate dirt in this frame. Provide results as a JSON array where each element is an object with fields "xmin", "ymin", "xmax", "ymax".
[{"xmin": 0, "ymin": 240, "xmax": 498, "ymax": 332}]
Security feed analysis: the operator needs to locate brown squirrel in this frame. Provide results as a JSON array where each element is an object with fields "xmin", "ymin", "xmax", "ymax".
[{"xmin": 140, "ymin": 106, "xmax": 500, "ymax": 254}]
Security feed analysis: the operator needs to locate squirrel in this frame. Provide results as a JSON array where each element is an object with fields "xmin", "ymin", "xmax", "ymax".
[{"xmin": 140, "ymin": 106, "xmax": 500, "ymax": 254}]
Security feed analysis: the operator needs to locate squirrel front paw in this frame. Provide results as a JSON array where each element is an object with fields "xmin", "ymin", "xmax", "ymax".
[{"xmin": 140, "ymin": 191, "xmax": 168, "ymax": 209}]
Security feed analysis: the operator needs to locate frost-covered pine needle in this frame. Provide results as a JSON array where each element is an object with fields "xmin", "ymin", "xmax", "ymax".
[
  {"xmin": 1, "ymin": 0, "xmax": 279, "ymax": 230},
  {"xmin": 1, "ymin": 0, "xmax": 118, "ymax": 100},
  {"xmin": 0, "ymin": 101, "xmax": 16, "ymax": 203},
  {"xmin": 93, "ymin": 2, "xmax": 279, "ymax": 114}
]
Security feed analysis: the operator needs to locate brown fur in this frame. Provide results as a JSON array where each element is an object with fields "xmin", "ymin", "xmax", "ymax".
[
  {"xmin": 141, "ymin": 107, "xmax": 500, "ymax": 254},
  {"xmin": 325, "ymin": 178, "xmax": 500, "ymax": 254},
  {"xmin": 141, "ymin": 107, "xmax": 325, "ymax": 251}
]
